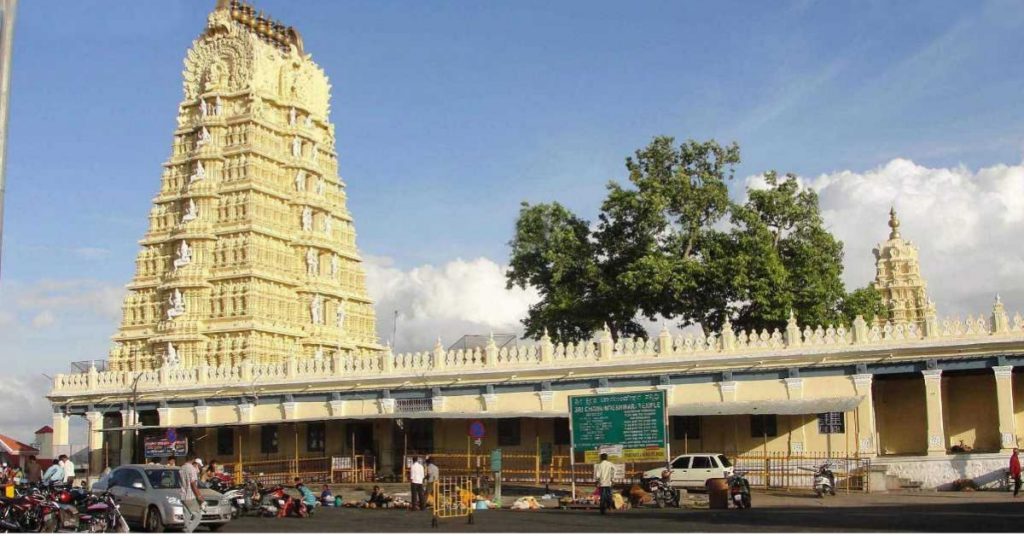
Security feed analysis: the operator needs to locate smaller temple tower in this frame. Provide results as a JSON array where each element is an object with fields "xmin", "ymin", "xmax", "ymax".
[{"xmin": 873, "ymin": 207, "xmax": 935, "ymax": 327}]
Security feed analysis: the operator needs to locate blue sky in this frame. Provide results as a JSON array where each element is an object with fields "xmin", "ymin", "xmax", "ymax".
[{"xmin": 1, "ymin": 0, "xmax": 1024, "ymax": 397}]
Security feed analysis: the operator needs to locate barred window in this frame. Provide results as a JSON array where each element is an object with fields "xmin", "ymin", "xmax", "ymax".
[
  {"xmin": 261, "ymin": 425, "xmax": 279, "ymax": 454},
  {"xmin": 818, "ymin": 412, "xmax": 845, "ymax": 434},
  {"xmin": 498, "ymin": 419, "xmax": 521, "ymax": 446},
  {"xmin": 672, "ymin": 416, "xmax": 701, "ymax": 440},
  {"xmin": 216, "ymin": 427, "xmax": 234, "ymax": 456},
  {"xmin": 307, "ymin": 422, "xmax": 326, "ymax": 452},
  {"xmin": 750, "ymin": 415, "xmax": 777, "ymax": 438}
]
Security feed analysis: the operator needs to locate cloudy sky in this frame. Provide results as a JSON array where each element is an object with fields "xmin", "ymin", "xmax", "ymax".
[{"xmin": 1, "ymin": 0, "xmax": 1023, "ymax": 440}]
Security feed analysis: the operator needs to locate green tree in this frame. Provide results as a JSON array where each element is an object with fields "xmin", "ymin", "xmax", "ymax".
[{"xmin": 506, "ymin": 137, "xmax": 884, "ymax": 342}]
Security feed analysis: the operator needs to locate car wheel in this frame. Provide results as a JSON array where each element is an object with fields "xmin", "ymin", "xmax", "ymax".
[
  {"xmin": 655, "ymin": 497, "xmax": 666, "ymax": 509},
  {"xmin": 145, "ymin": 506, "xmax": 164, "ymax": 533}
]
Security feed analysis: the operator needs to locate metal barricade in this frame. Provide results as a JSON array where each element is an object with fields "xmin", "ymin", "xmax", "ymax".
[{"xmin": 431, "ymin": 476, "xmax": 475, "ymax": 528}]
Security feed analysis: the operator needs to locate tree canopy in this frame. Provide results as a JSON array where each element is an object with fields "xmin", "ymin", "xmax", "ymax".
[{"xmin": 506, "ymin": 136, "xmax": 884, "ymax": 342}]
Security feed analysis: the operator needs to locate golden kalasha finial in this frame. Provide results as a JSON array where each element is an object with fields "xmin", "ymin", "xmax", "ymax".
[{"xmin": 888, "ymin": 206, "xmax": 901, "ymax": 239}]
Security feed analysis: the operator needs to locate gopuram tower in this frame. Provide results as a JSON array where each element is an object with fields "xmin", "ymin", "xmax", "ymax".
[
  {"xmin": 873, "ymin": 207, "xmax": 935, "ymax": 327},
  {"xmin": 108, "ymin": 0, "xmax": 380, "ymax": 372}
]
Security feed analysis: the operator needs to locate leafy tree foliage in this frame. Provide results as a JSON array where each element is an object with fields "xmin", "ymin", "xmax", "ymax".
[{"xmin": 506, "ymin": 137, "xmax": 884, "ymax": 342}]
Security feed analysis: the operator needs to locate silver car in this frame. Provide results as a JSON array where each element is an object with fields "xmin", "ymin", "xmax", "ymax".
[{"xmin": 92, "ymin": 464, "xmax": 233, "ymax": 532}]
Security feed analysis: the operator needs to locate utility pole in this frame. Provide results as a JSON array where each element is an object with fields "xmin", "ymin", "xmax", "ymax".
[{"xmin": 0, "ymin": 0, "xmax": 17, "ymax": 282}]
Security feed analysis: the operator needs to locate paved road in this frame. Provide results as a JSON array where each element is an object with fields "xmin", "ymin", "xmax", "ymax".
[{"xmin": 219, "ymin": 492, "xmax": 1024, "ymax": 532}]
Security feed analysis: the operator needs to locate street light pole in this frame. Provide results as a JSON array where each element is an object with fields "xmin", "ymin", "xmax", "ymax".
[{"xmin": 0, "ymin": 0, "xmax": 17, "ymax": 283}]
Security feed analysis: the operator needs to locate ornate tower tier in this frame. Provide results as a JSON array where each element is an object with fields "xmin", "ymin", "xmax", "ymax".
[
  {"xmin": 108, "ymin": 0, "xmax": 380, "ymax": 371},
  {"xmin": 873, "ymin": 207, "xmax": 935, "ymax": 327}
]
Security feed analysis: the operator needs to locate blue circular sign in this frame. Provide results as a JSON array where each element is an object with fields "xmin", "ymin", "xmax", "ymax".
[
  {"xmin": 468, "ymin": 420, "xmax": 485, "ymax": 439},
  {"xmin": 166, "ymin": 428, "xmax": 177, "ymax": 442}
]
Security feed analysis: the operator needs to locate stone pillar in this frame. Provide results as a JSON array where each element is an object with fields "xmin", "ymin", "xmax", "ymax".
[
  {"xmin": 85, "ymin": 411, "xmax": 104, "ymax": 478},
  {"xmin": 51, "ymin": 412, "xmax": 70, "ymax": 456},
  {"xmin": 922, "ymin": 369, "xmax": 946, "ymax": 455},
  {"xmin": 119, "ymin": 409, "xmax": 136, "ymax": 466},
  {"xmin": 852, "ymin": 374, "xmax": 877, "ymax": 456},
  {"xmin": 993, "ymin": 366, "xmax": 1016, "ymax": 452}
]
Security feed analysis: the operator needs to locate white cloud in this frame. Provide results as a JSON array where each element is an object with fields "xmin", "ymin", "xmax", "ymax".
[
  {"xmin": 8, "ymin": 279, "xmax": 124, "ymax": 323},
  {"xmin": 31, "ymin": 310, "xmax": 56, "ymax": 329},
  {"xmin": 0, "ymin": 375, "xmax": 57, "ymax": 444},
  {"xmin": 365, "ymin": 256, "xmax": 540, "ymax": 352},
  {"xmin": 748, "ymin": 158, "xmax": 1024, "ymax": 317}
]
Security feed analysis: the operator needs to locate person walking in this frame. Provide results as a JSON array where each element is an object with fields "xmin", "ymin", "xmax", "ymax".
[
  {"xmin": 1010, "ymin": 447, "xmax": 1021, "ymax": 497},
  {"xmin": 26, "ymin": 456, "xmax": 41, "ymax": 484},
  {"xmin": 409, "ymin": 456, "xmax": 425, "ymax": 511},
  {"xmin": 180, "ymin": 456, "xmax": 205, "ymax": 533},
  {"xmin": 595, "ymin": 453, "xmax": 615, "ymax": 515}
]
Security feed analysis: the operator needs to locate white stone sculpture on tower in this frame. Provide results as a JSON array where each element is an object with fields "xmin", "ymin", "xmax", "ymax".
[
  {"xmin": 199, "ymin": 98, "xmax": 208, "ymax": 117},
  {"xmin": 302, "ymin": 207, "xmax": 313, "ymax": 231},
  {"xmin": 197, "ymin": 126, "xmax": 211, "ymax": 146},
  {"xmin": 167, "ymin": 289, "xmax": 186, "ymax": 319},
  {"xmin": 310, "ymin": 142, "xmax": 318, "ymax": 163},
  {"xmin": 292, "ymin": 137, "xmax": 302, "ymax": 157},
  {"xmin": 289, "ymin": 107, "xmax": 297, "ymax": 126},
  {"xmin": 316, "ymin": 177, "xmax": 326, "ymax": 196},
  {"xmin": 306, "ymin": 248, "xmax": 319, "ymax": 276},
  {"xmin": 182, "ymin": 199, "xmax": 198, "ymax": 222},
  {"xmin": 331, "ymin": 253, "xmax": 339, "ymax": 277},
  {"xmin": 336, "ymin": 302, "xmax": 345, "ymax": 330},
  {"xmin": 304, "ymin": 115, "xmax": 313, "ymax": 128},
  {"xmin": 165, "ymin": 342, "xmax": 179, "ymax": 368},
  {"xmin": 311, "ymin": 294, "xmax": 324, "ymax": 325},
  {"xmin": 173, "ymin": 240, "xmax": 192, "ymax": 269},
  {"xmin": 323, "ymin": 215, "xmax": 333, "ymax": 234},
  {"xmin": 189, "ymin": 160, "xmax": 205, "ymax": 183},
  {"xmin": 294, "ymin": 169, "xmax": 306, "ymax": 191},
  {"xmin": 214, "ymin": 95, "xmax": 222, "ymax": 116}
]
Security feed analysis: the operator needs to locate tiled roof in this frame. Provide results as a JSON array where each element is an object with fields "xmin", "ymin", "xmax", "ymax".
[
  {"xmin": 0, "ymin": 434, "xmax": 39, "ymax": 455},
  {"xmin": 34, "ymin": 426, "xmax": 53, "ymax": 434}
]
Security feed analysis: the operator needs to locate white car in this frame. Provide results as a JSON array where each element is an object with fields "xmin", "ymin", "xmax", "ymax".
[{"xmin": 642, "ymin": 453, "xmax": 734, "ymax": 490}]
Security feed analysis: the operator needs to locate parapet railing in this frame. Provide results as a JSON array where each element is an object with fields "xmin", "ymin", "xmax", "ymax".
[{"xmin": 50, "ymin": 301, "xmax": 1024, "ymax": 396}]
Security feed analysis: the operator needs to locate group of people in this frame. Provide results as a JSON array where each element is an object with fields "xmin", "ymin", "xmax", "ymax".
[
  {"xmin": 407, "ymin": 456, "xmax": 439, "ymax": 511},
  {"xmin": 18, "ymin": 454, "xmax": 77, "ymax": 487}
]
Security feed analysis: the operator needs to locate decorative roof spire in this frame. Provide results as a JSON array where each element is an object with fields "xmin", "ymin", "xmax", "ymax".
[{"xmin": 888, "ymin": 206, "xmax": 901, "ymax": 239}]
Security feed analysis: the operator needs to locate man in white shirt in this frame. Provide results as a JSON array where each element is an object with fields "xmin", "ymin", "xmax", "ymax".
[
  {"xmin": 594, "ymin": 453, "xmax": 615, "ymax": 514},
  {"xmin": 58, "ymin": 455, "xmax": 75, "ymax": 487},
  {"xmin": 180, "ymin": 456, "xmax": 205, "ymax": 533},
  {"xmin": 409, "ymin": 456, "xmax": 425, "ymax": 511}
]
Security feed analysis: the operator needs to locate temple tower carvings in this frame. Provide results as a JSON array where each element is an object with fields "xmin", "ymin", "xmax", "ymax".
[
  {"xmin": 873, "ymin": 207, "xmax": 935, "ymax": 327},
  {"xmin": 108, "ymin": 1, "xmax": 380, "ymax": 371}
]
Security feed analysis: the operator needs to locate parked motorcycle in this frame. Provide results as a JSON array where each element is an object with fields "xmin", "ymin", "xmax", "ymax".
[
  {"xmin": 257, "ymin": 485, "xmax": 288, "ymax": 518},
  {"xmin": 812, "ymin": 461, "xmax": 837, "ymax": 498},
  {"xmin": 222, "ymin": 479, "xmax": 261, "ymax": 519},
  {"xmin": 0, "ymin": 485, "xmax": 60, "ymax": 532},
  {"xmin": 727, "ymin": 472, "xmax": 752, "ymax": 509},
  {"xmin": 648, "ymin": 469, "xmax": 680, "ymax": 508}
]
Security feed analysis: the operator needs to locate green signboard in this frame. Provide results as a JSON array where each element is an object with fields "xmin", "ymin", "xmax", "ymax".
[{"xmin": 569, "ymin": 391, "xmax": 667, "ymax": 459}]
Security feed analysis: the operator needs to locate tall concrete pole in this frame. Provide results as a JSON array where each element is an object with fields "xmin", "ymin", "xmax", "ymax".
[{"xmin": 0, "ymin": 0, "xmax": 17, "ymax": 283}]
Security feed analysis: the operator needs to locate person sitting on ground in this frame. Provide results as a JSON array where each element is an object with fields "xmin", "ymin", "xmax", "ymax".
[
  {"xmin": 368, "ymin": 485, "xmax": 390, "ymax": 509},
  {"xmin": 320, "ymin": 484, "xmax": 336, "ymax": 506}
]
